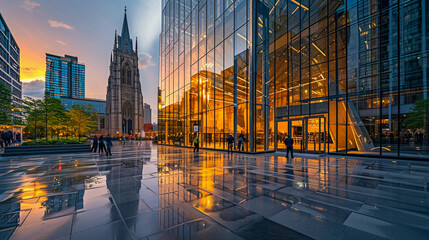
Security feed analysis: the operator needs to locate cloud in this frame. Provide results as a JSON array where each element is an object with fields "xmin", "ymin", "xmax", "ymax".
[
  {"xmin": 57, "ymin": 40, "xmax": 66, "ymax": 46},
  {"xmin": 135, "ymin": 1, "xmax": 162, "ymax": 50},
  {"xmin": 48, "ymin": 20, "xmax": 74, "ymax": 30},
  {"xmin": 21, "ymin": 0, "xmax": 40, "ymax": 12},
  {"xmin": 139, "ymin": 53, "xmax": 156, "ymax": 69},
  {"xmin": 21, "ymin": 67, "xmax": 38, "ymax": 74},
  {"xmin": 22, "ymin": 79, "xmax": 45, "ymax": 99}
]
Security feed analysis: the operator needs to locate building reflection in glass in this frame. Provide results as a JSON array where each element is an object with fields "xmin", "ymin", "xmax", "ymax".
[
  {"xmin": 0, "ymin": 158, "xmax": 94, "ymax": 234},
  {"xmin": 158, "ymin": 0, "xmax": 429, "ymax": 158}
]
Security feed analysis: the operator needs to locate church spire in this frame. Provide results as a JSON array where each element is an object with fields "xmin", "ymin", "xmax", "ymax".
[
  {"xmin": 114, "ymin": 30, "xmax": 117, "ymax": 49},
  {"xmin": 118, "ymin": 6, "xmax": 133, "ymax": 54},
  {"xmin": 121, "ymin": 7, "xmax": 130, "ymax": 43}
]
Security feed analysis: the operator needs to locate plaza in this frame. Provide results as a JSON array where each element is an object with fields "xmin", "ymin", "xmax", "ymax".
[{"xmin": 0, "ymin": 142, "xmax": 428, "ymax": 239}]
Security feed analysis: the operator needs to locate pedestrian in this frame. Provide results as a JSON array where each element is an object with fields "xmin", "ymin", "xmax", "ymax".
[
  {"xmin": 238, "ymin": 134, "xmax": 245, "ymax": 152},
  {"xmin": 284, "ymin": 134, "xmax": 294, "ymax": 159},
  {"xmin": 389, "ymin": 132, "xmax": 394, "ymax": 144},
  {"xmin": 4, "ymin": 131, "xmax": 11, "ymax": 147},
  {"xmin": 16, "ymin": 133, "xmax": 21, "ymax": 143},
  {"xmin": 227, "ymin": 134, "xmax": 234, "ymax": 154},
  {"xmin": 0, "ymin": 131, "xmax": 4, "ymax": 148},
  {"xmin": 98, "ymin": 135, "xmax": 106, "ymax": 154},
  {"xmin": 418, "ymin": 131, "xmax": 424, "ymax": 145},
  {"xmin": 193, "ymin": 134, "xmax": 199, "ymax": 152},
  {"xmin": 105, "ymin": 135, "xmax": 113, "ymax": 156},
  {"xmin": 91, "ymin": 135, "xmax": 99, "ymax": 152},
  {"xmin": 406, "ymin": 130, "xmax": 412, "ymax": 144}
]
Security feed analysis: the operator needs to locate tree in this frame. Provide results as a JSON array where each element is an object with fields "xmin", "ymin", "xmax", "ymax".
[
  {"xmin": 404, "ymin": 98, "xmax": 429, "ymax": 133},
  {"xmin": 67, "ymin": 104, "xmax": 98, "ymax": 140},
  {"xmin": 0, "ymin": 82, "xmax": 13, "ymax": 125},
  {"xmin": 40, "ymin": 93, "xmax": 65, "ymax": 140},
  {"xmin": 22, "ymin": 96, "xmax": 43, "ymax": 140}
]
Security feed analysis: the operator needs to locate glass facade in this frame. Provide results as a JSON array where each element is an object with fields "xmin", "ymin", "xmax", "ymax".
[
  {"xmin": 60, "ymin": 97, "xmax": 106, "ymax": 114},
  {"xmin": 45, "ymin": 54, "xmax": 85, "ymax": 99},
  {"xmin": 159, "ymin": 0, "xmax": 429, "ymax": 158},
  {"xmin": 0, "ymin": 12, "xmax": 21, "ymax": 106}
]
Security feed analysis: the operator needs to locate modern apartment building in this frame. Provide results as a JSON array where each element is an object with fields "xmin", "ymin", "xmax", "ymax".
[
  {"xmin": 45, "ymin": 54, "xmax": 85, "ymax": 99},
  {"xmin": 0, "ymin": 12, "xmax": 21, "ymax": 105},
  {"xmin": 158, "ymin": 0, "xmax": 428, "ymax": 158}
]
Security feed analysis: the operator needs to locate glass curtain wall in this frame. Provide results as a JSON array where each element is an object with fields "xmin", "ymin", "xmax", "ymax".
[
  {"xmin": 272, "ymin": 0, "xmax": 428, "ymax": 158},
  {"xmin": 159, "ymin": 0, "xmax": 250, "ymax": 151},
  {"xmin": 159, "ymin": 0, "xmax": 428, "ymax": 158}
]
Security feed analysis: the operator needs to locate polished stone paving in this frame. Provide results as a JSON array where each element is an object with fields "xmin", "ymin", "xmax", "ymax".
[{"xmin": 0, "ymin": 142, "xmax": 428, "ymax": 240}]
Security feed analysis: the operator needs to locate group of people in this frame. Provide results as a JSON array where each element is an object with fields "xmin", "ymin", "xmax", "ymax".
[
  {"xmin": 118, "ymin": 136, "xmax": 130, "ymax": 145},
  {"xmin": 403, "ymin": 130, "xmax": 425, "ymax": 146},
  {"xmin": 91, "ymin": 135, "xmax": 113, "ymax": 156},
  {"xmin": 192, "ymin": 133, "xmax": 248, "ymax": 154},
  {"xmin": 192, "ymin": 133, "xmax": 295, "ymax": 159},
  {"xmin": 0, "ymin": 131, "xmax": 20, "ymax": 148}
]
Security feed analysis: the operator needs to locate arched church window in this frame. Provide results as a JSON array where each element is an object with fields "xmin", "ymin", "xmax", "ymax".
[
  {"xmin": 122, "ymin": 64, "xmax": 132, "ymax": 85},
  {"xmin": 127, "ymin": 67, "xmax": 132, "ymax": 85}
]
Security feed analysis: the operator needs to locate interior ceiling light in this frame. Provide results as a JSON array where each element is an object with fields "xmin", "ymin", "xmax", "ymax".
[
  {"xmin": 291, "ymin": 0, "xmax": 309, "ymax": 11},
  {"xmin": 312, "ymin": 42, "xmax": 326, "ymax": 56},
  {"xmin": 269, "ymin": 0, "xmax": 281, "ymax": 15}
]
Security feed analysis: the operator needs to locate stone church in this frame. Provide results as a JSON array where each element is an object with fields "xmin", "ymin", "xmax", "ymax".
[{"xmin": 105, "ymin": 9, "xmax": 144, "ymax": 138}]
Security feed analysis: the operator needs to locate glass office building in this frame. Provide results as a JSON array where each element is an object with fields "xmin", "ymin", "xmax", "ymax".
[
  {"xmin": 60, "ymin": 97, "xmax": 106, "ymax": 114},
  {"xmin": 158, "ymin": 0, "xmax": 429, "ymax": 158},
  {"xmin": 45, "ymin": 54, "xmax": 85, "ymax": 99},
  {"xmin": 0, "ymin": 12, "xmax": 21, "ymax": 106},
  {"xmin": 60, "ymin": 97, "xmax": 106, "ymax": 131}
]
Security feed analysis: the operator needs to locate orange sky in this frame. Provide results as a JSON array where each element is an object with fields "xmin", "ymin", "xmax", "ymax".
[{"xmin": 2, "ymin": 0, "xmax": 161, "ymax": 122}]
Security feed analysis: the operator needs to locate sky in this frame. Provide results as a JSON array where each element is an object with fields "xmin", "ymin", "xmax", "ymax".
[{"xmin": 1, "ymin": 0, "xmax": 161, "ymax": 123}]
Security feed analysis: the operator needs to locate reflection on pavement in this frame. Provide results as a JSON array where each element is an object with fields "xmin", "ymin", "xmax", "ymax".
[{"xmin": 0, "ymin": 142, "xmax": 428, "ymax": 239}]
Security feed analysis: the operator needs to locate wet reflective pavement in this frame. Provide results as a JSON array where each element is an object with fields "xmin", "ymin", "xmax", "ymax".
[{"xmin": 0, "ymin": 142, "xmax": 429, "ymax": 240}]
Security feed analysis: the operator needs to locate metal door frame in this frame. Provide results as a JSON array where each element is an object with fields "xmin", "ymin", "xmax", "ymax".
[{"xmin": 276, "ymin": 115, "xmax": 326, "ymax": 153}]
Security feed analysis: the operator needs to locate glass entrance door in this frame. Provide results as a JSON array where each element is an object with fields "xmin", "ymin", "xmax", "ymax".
[
  {"xmin": 290, "ymin": 120, "xmax": 303, "ymax": 152},
  {"xmin": 277, "ymin": 116, "xmax": 326, "ymax": 153},
  {"xmin": 305, "ymin": 117, "xmax": 326, "ymax": 153},
  {"xmin": 278, "ymin": 120, "xmax": 303, "ymax": 152}
]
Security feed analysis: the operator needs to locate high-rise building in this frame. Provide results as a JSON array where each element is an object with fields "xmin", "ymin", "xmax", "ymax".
[
  {"xmin": 158, "ymin": 0, "xmax": 429, "ymax": 158},
  {"xmin": 105, "ymin": 8, "xmax": 144, "ymax": 138},
  {"xmin": 0, "ymin": 12, "xmax": 21, "ymax": 106},
  {"xmin": 144, "ymin": 103, "xmax": 152, "ymax": 124},
  {"xmin": 45, "ymin": 54, "xmax": 85, "ymax": 98}
]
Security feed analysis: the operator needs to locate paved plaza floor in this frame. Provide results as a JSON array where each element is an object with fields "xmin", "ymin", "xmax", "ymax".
[{"xmin": 0, "ymin": 142, "xmax": 428, "ymax": 240}]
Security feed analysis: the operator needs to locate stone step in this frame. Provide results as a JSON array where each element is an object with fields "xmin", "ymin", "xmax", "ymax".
[{"xmin": 1, "ymin": 144, "xmax": 91, "ymax": 157}]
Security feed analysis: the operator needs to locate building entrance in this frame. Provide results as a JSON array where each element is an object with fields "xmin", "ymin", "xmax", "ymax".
[{"xmin": 278, "ymin": 116, "xmax": 326, "ymax": 153}]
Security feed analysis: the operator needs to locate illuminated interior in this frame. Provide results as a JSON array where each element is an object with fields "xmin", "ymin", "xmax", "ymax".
[{"xmin": 159, "ymin": 0, "xmax": 428, "ymax": 158}]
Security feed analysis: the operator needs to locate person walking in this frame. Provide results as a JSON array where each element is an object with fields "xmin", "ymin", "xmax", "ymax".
[
  {"xmin": 227, "ymin": 134, "xmax": 234, "ymax": 154},
  {"xmin": 4, "ymin": 131, "xmax": 11, "ymax": 147},
  {"xmin": 91, "ymin": 135, "xmax": 98, "ymax": 152},
  {"xmin": 16, "ymin": 133, "xmax": 21, "ymax": 143},
  {"xmin": 238, "ymin": 134, "xmax": 246, "ymax": 152},
  {"xmin": 193, "ymin": 134, "xmax": 199, "ymax": 152},
  {"xmin": 104, "ymin": 135, "xmax": 113, "ymax": 156},
  {"xmin": 284, "ymin": 135, "xmax": 294, "ymax": 159},
  {"xmin": 98, "ymin": 135, "xmax": 106, "ymax": 154},
  {"xmin": 0, "ymin": 131, "xmax": 4, "ymax": 148}
]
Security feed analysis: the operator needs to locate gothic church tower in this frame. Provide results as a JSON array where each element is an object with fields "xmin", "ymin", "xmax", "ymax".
[{"xmin": 105, "ymin": 8, "xmax": 144, "ymax": 138}]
